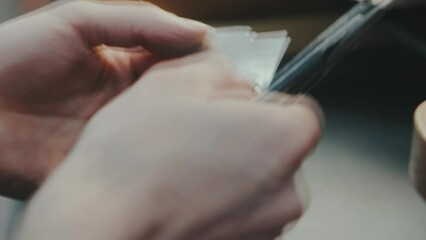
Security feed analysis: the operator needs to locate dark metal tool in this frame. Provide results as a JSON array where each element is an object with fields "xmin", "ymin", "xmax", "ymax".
[{"xmin": 270, "ymin": 0, "xmax": 395, "ymax": 93}]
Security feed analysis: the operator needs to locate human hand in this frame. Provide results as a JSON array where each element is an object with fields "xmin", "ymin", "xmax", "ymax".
[
  {"xmin": 14, "ymin": 51, "xmax": 323, "ymax": 240},
  {"xmin": 410, "ymin": 101, "xmax": 426, "ymax": 200},
  {"xmin": 0, "ymin": 0, "xmax": 208, "ymax": 199}
]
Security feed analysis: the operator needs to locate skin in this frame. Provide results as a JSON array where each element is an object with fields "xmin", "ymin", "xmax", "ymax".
[
  {"xmin": 0, "ymin": 0, "xmax": 208, "ymax": 199},
  {"xmin": 4, "ymin": 0, "xmax": 426, "ymax": 239},
  {"xmin": 0, "ymin": 1, "xmax": 323, "ymax": 239},
  {"xmin": 13, "ymin": 51, "xmax": 322, "ymax": 240}
]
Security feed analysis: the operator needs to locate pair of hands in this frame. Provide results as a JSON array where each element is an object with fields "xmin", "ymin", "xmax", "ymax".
[{"xmin": 0, "ymin": 1, "xmax": 322, "ymax": 239}]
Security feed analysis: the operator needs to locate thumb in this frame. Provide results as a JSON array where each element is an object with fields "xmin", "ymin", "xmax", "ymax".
[
  {"xmin": 53, "ymin": 1, "xmax": 210, "ymax": 55},
  {"xmin": 410, "ymin": 101, "xmax": 426, "ymax": 200}
]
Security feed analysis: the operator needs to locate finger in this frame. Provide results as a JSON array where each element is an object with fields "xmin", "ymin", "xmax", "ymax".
[
  {"xmin": 410, "ymin": 101, "xmax": 426, "ymax": 200},
  {"xmin": 243, "ymin": 180, "xmax": 303, "ymax": 238},
  {"xmin": 196, "ymin": 93, "xmax": 323, "ymax": 180},
  {"xmin": 195, "ymin": 180, "xmax": 302, "ymax": 240},
  {"xmin": 242, "ymin": 172, "xmax": 310, "ymax": 239},
  {"xmin": 54, "ymin": 1, "xmax": 210, "ymax": 55},
  {"xmin": 243, "ymin": 172, "xmax": 310, "ymax": 239},
  {"xmin": 249, "ymin": 94, "xmax": 323, "ymax": 178},
  {"xmin": 256, "ymin": 92, "xmax": 325, "ymax": 128}
]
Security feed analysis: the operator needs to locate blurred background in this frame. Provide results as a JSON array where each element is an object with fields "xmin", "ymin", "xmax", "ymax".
[{"xmin": 1, "ymin": 0, "xmax": 426, "ymax": 239}]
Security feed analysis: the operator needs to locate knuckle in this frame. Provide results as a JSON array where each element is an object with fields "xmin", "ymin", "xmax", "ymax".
[{"xmin": 52, "ymin": 0, "xmax": 95, "ymax": 18}]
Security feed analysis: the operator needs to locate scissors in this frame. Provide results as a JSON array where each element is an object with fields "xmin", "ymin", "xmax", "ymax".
[{"xmin": 270, "ymin": 0, "xmax": 395, "ymax": 93}]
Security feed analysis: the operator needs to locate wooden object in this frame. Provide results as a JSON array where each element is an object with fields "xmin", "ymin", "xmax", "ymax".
[{"xmin": 411, "ymin": 101, "xmax": 426, "ymax": 201}]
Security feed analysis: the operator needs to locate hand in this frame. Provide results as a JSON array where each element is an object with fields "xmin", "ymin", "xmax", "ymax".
[
  {"xmin": 0, "ymin": 0, "xmax": 208, "ymax": 199},
  {"xmin": 410, "ymin": 101, "xmax": 426, "ymax": 200},
  {"xmin": 14, "ymin": 51, "xmax": 323, "ymax": 240}
]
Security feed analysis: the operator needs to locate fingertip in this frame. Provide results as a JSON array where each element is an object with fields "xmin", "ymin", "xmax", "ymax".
[
  {"xmin": 141, "ymin": 19, "xmax": 211, "ymax": 56},
  {"xmin": 140, "ymin": 7, "xmax": 211, "ymax": 53},
  {"xmin": 293, "ymin": 95, "xmax": 325, "ymax": 131},
  {"xmin": 180, "ymin": 18, "xmax": 213, "ymax": 33},
  {"xmin": 56, "ymin": 0, "xmax": 211, "ymax": 55},
  {"xmin": 259, "ymin": 93, "xmax": 324, "ymax": 143},
  {"xmin": 288, "ymin": 103, "xmax": 323, "ymax": 152},
  {"xmin": 156, "ymin": 17, "xmax": 212, "ymax": 55},
  {"xmin": 265, "ymin": 98, "xmax": 323, "ymax": 172}
]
